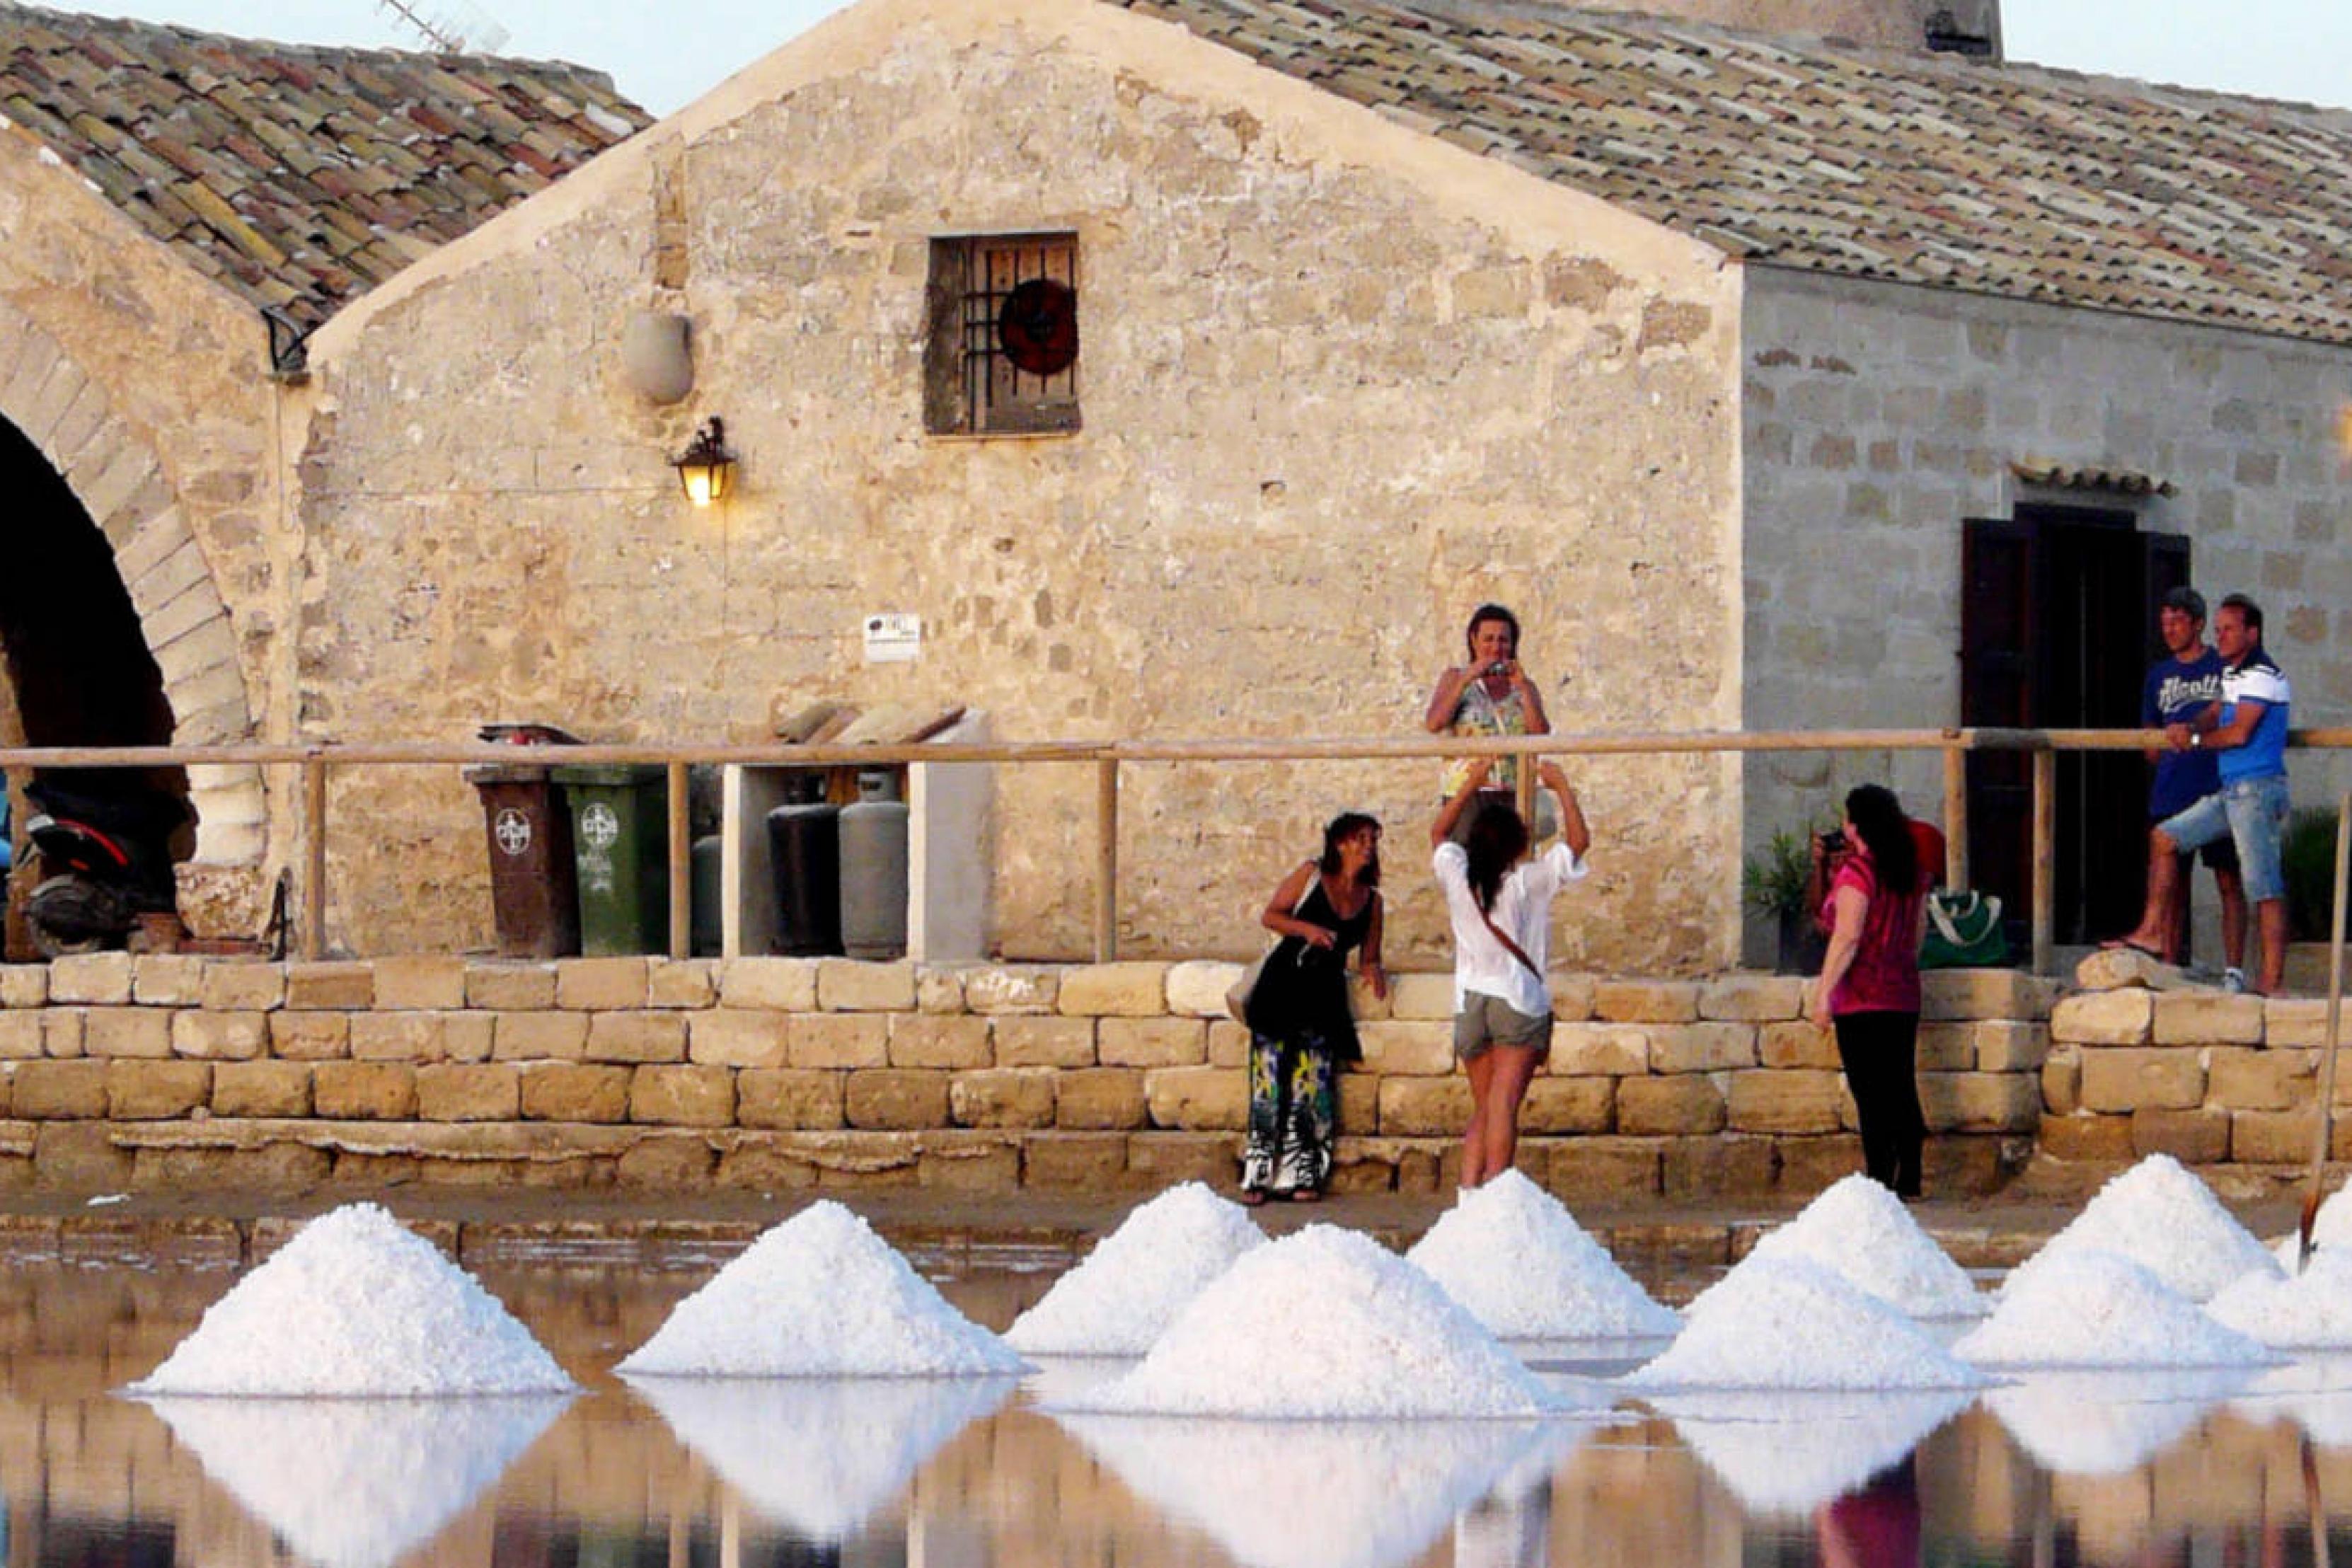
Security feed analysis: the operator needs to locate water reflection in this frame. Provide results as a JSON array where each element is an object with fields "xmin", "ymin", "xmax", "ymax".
[
  {"xmin": 1647, "ymin": 1390, "xmax": 1968, "ymax": 1516},
  {"xmin": 2231, "ymin": 1355, "xmax": 2352, "ymax": 1448},
  {"xmin": 1985, "ymin": 1367, "xmax": 2254, "ymax": 1475}
]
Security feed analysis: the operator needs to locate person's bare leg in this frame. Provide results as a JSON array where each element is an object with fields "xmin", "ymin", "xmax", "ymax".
[
  {"xmin": 2111, "ymin": 830, "xmax": 2184, "ymax": 955},
  {"xmin": 1461, "ymin": 1051, "xmax": 1498, "ymax": 1189},
  {"xmin": 2216, "ymin": 866, "xmax": 2249, "ymax": 974},
  {"xmin": 2256, "ymin": 898, "xmax": 2289, "ymax": 995},
  {"xmin": 1479, "ymin": 1046, "xmax": 1543, "ymax": 1180}
]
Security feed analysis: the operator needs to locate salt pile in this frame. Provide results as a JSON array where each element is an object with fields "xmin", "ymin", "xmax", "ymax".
[
  {"xmin": 629, "ymin": 1376, "xmax": 1014, "ymax": 1540},
  {"xmin": 2271, "ymin": 1184, "xmax": 2352, "ymax": 1266},
  {"xmin": 1736, "ymin": 1174, "xmax": 1985, "ymax": 1318},
  {"xmin": 1654, "ymin": 1391, "xmax": 1968, "ymax": 1516},
  {"xmin": 1005, "ymin": 1182, "xmax": 1264, "ymax": 1355},
  {"xmin": 129, "ymin": 1204, "xmax": 573, "ymax": 1396},
  {"xmin": 1058, "ymin": 1413, "xmax": 1573, "ymax": 1568},
  {"xmin": 1048, "ymin": 1224, "xmax": 1569, "ymax": 1418},
  {"xmin": 620, "ymin": 1201, "xmax": 1024, "ymax": 1377},
  {"xmin": 2032, "ymin": 1154, "xmax": 2280, "ymax": 1301},
  {"xmin": 1955, "ymin": 1248, "xmax": 2277, "ymax": 1368},
  {"xmin": 2208, "ymin": 1249, "xmax": 2352, "ymax": 1348},
  {"xmin": 1405, "ymin": 1170, "xmax": 1679, "ymax": 1339},
  {"xmin": 1985, "ymin": 1369, "xmax": 2249, "ymax": 1476},
  {"xmin": 1632, "ymin": 1255, "xmax": 1986, "ymax": 1391},
  {"xmin": 142, "ymin": 1395, "xmax": 568, "ymax": 1568}
]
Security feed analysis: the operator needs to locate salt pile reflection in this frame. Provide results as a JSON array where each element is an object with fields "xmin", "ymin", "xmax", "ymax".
[
  {"xmin": 1056, "ymin": 1412, "xmax": 1583, "ymax": 1568},
  {"xmin": 139, "ymin": 1393, "xmax": 569, "ymax": 1568},
  {"xmin": 1649, "ymin": 1390, "xmax": 1968, "ymax": 1516},
  {"xmin": 1985, "ymin": 1368, "xmax": 2252, "ymax": 1476},
  {"xmin": 2229, "ymin": 1356, "xmax": 2352, "ymax": 1448},
  {"xmin": 627, "ymin": 1374, "xmax": 1016, "ymax": 1540}
]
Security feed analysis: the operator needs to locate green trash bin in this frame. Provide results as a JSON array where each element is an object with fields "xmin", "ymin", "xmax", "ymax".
[{"xmin": 552, "ymin": 764, "xmax": 668, "ymax": 955}]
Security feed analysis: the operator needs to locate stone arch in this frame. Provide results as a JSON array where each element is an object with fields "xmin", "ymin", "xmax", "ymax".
[{"xmin": 0, "ymin": 306, "xmax": 265, "ymax": 867}]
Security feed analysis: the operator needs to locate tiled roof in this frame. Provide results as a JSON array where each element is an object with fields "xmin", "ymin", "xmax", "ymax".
[
  {"xmin": 0, "ymin": 3, "xmax": 650, "ymax": 338},
  {"xmin": 1119, "ymin": 0, "xmax": 2352, "ymax": 346}
]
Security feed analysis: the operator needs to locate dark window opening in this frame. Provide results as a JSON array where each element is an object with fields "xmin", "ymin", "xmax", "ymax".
[{"xmin": 923, "ymin": 234, "xmax": 1080, "ymax": 437}]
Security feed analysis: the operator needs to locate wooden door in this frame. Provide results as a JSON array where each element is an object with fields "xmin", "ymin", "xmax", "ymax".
[{"xmin": 1960, "ymin": 517, "xmax": 2037, "ymax": 932}]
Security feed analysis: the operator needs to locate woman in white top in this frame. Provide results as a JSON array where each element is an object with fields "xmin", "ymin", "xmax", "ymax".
[{"xmin": 1430, "ymin": 758, "xmax": 1591, "ymax": 1189}]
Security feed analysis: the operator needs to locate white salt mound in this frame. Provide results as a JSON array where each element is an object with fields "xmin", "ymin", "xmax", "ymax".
[
  {"xmin": 1049, "ymin": 1224, "xmax": 1569, "ymax": 1418},
  {"xmin": 1631, "ymin": 1255, "xmax": 1986, "ymax": 1391},
  {"xmin": 620, "ymin": 1201, "xmax": 1024, "ymax": 1378},
  {"xmin": 129, "ymin": 1203, "xmax": 574, "ymax": 1396},
  {"xmin": 2208, "ymin": 1250, "xmax": 2352, "ymax": 1348},
  {"xmin": 1006, "ymin": 1182, "xmax": 1265, "ymax": 1355},
  {"xmin": 1956, "ymin": 1247, "xmax": 2277, "ymax": 1368},
  {"xmin": 1740, "ymin": 1174, "xmax": 1985, "ymax": 1318},
  {"xmin": 1406, "ymin": 1169, "xmax": 1679, "ymax": 1339},
  {"xmin": 2271, "ymin": 1184, "xmax": 2352, "ymax": 1267},
  {"xmin": 2034, "ymin": 1153, "xmax": 2281, "ymax": 1302}
]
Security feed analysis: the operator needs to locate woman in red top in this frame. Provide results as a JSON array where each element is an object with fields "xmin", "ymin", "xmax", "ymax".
[{"xmin": 1806, "ymin": 785, "xmax": 1930, "ymax": 1199}]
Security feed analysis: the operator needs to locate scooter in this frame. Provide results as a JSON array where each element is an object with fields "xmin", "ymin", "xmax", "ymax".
[{"xmin": 20, "ymin": 772, "xmax": 190, "ymax": 957}]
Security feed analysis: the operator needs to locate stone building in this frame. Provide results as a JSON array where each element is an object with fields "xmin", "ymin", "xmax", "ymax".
[{"xmin": 4, "ymin": 0, "xmax": 2347, "ymax": 971}]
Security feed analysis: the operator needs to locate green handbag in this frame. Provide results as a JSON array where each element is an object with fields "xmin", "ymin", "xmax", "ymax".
[{"xmin": 1920, "ymin": 890, "xmax": 2008, "ymax": 969}]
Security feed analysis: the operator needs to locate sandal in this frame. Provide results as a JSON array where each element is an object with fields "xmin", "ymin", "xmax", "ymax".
[
  {"xmin": 1238, "ymin": 1188, "xmax": 1269, "ymax": 1207},
  {"xmin": 1286, "ymin": 1188, "xmax": 1322, "ymax": 1204}
]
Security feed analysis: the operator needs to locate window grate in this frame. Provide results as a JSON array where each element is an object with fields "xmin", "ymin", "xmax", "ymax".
[{"xmin": 926, "ymin": 234, "xmax": 1080, "ymax": 436}]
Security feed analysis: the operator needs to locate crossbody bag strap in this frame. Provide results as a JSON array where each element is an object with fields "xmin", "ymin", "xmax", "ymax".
[{"xmin": 1478, "ymin": 906, "xmax": 1545, "ymax": 985}]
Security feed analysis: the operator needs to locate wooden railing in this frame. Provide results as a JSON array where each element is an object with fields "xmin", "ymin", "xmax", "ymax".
[{"xmin": 3, "ymin": 728, "xmax": 2348, "ymax": 973}]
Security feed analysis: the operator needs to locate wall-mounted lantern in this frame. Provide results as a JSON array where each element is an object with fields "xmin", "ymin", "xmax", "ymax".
[{"xmin": 671, "ymin": 417, "xmax": 735, "ymax": 507}]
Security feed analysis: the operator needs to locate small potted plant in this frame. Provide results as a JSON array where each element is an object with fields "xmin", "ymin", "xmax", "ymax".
[{"xmin": 1743, "ymin": 826, "xmax": 1825, "ymax": 976}]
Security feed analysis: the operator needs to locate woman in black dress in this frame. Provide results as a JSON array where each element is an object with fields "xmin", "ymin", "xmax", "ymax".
[{"xmin": 1240, "ymin": 812, "xmax": 1387, "ymax": 1203}]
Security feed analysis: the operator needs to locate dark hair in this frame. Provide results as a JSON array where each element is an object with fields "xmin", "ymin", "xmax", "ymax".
[
  {"xmin": 1843, "ymin": 784, "xmax": 1918, "ymax": 896},
  {"xmin": 1463, "ymin": 603, "xmax": 1521, "ymax": 659},
  {"xmin": 1318, "ymin": 812, "xmax": 1382, "ymax": 887},
  {"xmin": 2160, "ymin": 585, "xmax": 2206, "ymax": 623},
  {"xmin": 1463, "ymin": 800, "xmax": 1530, "ymax": 913},
  {"xmin": 2220, "ymin": 592, "xmax": 2264, "ymax": 634}
]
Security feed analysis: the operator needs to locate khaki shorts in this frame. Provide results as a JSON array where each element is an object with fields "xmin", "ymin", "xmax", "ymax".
[{"xmin": 1453, "ymin": 993, "xmax": 1554, "ymax": 1061}]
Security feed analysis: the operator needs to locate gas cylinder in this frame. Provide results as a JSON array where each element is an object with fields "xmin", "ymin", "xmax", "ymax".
[{"xmin": 838, "ymin": 769, "xmax": 909, "ymax": 961}]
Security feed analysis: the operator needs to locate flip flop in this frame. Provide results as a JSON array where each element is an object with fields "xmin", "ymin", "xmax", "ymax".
[
  {"xmin": 1286, "ymin": 1188, "xmax": 1322, "ymax": 1204},
  {"xmin": 2098, "ymin": 938, "xmax": 2167, "ymax": 960},
  {"xmin": 1238, "ymin": 1189, "xmax": 1268, "ymax": 1207}
]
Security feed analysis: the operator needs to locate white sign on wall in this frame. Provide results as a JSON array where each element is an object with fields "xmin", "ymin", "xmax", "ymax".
[{"xmin": 864, "ymin": 612, "xmax": 922, "ymax": 663}]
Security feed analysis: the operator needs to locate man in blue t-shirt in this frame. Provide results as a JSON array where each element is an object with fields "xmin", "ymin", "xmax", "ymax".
[
  {"xmin": 2109, "ymin": 594, "xmax": 2293, "ymax": 994},
  {"xmin": 2131, "ymin": 587, "xmax": 2246, "ymax": 978}
]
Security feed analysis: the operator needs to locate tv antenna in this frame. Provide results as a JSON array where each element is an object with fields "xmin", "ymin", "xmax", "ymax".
[{"xmin": 371, "ymin": 0, "xmax": 511, "ymax": 54}]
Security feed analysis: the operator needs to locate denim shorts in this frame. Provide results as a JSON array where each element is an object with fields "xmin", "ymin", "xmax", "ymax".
[{"xmin": 2160, "ymin": 775, "xmax": 2290, "ymax": 903}]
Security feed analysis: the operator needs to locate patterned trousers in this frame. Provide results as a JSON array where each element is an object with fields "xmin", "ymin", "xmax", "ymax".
[{"xmin": 1241, "ymin": 1027, "xmax": 1338, "ymax": 1194}]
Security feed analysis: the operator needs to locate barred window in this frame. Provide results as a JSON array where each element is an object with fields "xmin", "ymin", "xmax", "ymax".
[{"xmin": 924, "ymin": 234, "xmax": 1080, "ymax": 436}]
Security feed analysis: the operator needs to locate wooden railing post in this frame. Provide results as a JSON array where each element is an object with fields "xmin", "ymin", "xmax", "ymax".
[
  {"xmin": 2031, "ymin": 746, "xmax": 2056, "ymax": 976},
  {"xmin": 1095, "ymin": 758, "xmax": 1119, "ymax": 962},
  {"xmin": 1942, "ymin": 739, "xmax": 1968, "ymax": 889},
  {"xmin": 667, "ymin": 761, "xmax": 691, "ymax": 962},
  {"xmin": 301, "ymin": 754, "xmax": 328, "ymax": 961}
]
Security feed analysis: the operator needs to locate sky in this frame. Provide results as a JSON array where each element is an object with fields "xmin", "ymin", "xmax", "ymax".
[{"xmin": 73, "ymin": 1, "xmax": 2352, "ymax": 117}]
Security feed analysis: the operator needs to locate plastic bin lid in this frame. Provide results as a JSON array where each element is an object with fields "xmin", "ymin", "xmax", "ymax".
[
  {"xmin": 550, "ymin": 763, "xmax": 666, "ymax": 786},
  {"xmin": 478, "ymin": 722, "xmax": 582, "ymax": 744},
  {"xmin": 463, "ymin": 763, "xmax": 552, "ymax": 785}
]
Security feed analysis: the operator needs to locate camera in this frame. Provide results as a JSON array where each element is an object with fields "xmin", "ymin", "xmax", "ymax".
[
  {"xmin": 1820, "ymin": 829, "xmax": 1848, "ymax": 854},
  {"xmin": 1487, "ymin": 661, "xmax": 1513, "ymax": 677}
]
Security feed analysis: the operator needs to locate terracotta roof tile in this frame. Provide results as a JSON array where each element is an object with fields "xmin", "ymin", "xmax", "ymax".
[{"xmin": 0, "ymin": 1, "xmax": 650, "ymax": 335}]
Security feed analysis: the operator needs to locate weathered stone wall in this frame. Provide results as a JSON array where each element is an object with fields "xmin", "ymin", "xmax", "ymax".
[
  {"xmin": 286, "ymin": 0, "xmax": 1746, "ymax": 970},
  {"xmin": 1739, "ymin": 267, "xmax": 2352, "ymax": 961},
  {"xmin": 0, "ymin": 955, "xmax": 2044, "ymax": 1197}
]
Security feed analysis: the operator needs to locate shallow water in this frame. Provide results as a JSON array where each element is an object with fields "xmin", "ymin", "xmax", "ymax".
[{"xmin": 8, "ymin": 1252, "xmax": 2352, "ymax": 1568}]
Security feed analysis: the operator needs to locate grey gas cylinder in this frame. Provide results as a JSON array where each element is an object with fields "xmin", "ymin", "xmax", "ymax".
[{"xmin": 838, "ymin": 769, "xmax": 909, "ymax": 960}]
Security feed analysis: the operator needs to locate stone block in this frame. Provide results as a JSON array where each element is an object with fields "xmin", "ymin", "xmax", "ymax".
[
  {"xmin": 962, "ymin": 966, "xmax": 1059, "ymax": 1015},
  {"xmin": 172, "ymin": 1011, "xmax": 266, "ymax": 1061},
  {"xmin": 2207, "ymin": 1047, "xmax": 2315, "ymax": 1112},
  {"xmin": 1056, "ymin": 1068, "xmax": 1149, "ymax": 1129},
  {"xmin": 2153, "ymin": 992, "xmax": 2267, "ymax": 1046},
  {"xmin": 631, "ymin": 1065, "xmax": 735, "ymax": 1127},
  {"xmin": 1726, "ymin": 1070, "xmax": 1849, "ymax": 1134},
  {"xmin": 49, "ymin": 952, "xmax": 133, "ymax": 1005},
  {"xmin": 1100, "ymin": 1018, "xmax": 1206, "ymax": 1068},
  {"xmin": 2232, "ymin": 1109, "xmax": 2321, "ymax": 1165},
  {"xmin": 1339, "ymin": 1072, "xmax": 1379, "ymax": 1133},
  {"xmin": 585, "ymin": 1013, "xmax": 688, "ymax": 1064},
  {"xmin": 350, "ymin": 1013, "xmax": 453, "ymax": 1063},
  {"xmin": 817, "ymin": 959, "xmax": 916, "ymax": 1012},
  {"xmin": 1775, "ymin": 1135, "xmax": 1867, "ymax": 1194},
  {"xmin": 1915, "ymin": 1023, "xmax": 1977, "ymax": 1073},
  {"xmin": 1974, "ymin": 1022, "xmax": 2051, "ymax": 1073},
  {"xmin": 1925, "ymin": 1136, "xmax": 2011, "ymax": 1199},
  {"xmin": 1166, "ymin": 959, "xmax": 1243, "ymax": 1018},
  {"xmin": 2132, "ymin": 1107, "xmax": 2231, "ymax": 1164},
  {"xmin": 367, "ymin": 955, "xmax": 466, "ymax": 1010},
  {"xmin": 312, "ymin": 1063, "xmax": 417, "ymax": 1119},
  {"xmin": 103, "ymin": 1061, "xmax": 207, "ymax": 1119},
  {"xmin": 284, "ymin": 962, "xmax": 374, "ymax": 1010},
  {"xmin": 2052, "ymin": 990, "xmax": 2154, "ymax": 1047},
  {"xmin": 493, "ymin": 1011, "xmax": 588, "ymax": 1061},
  {"xmin": 197, "ymin": 962, "xmax": 283, "ymax": 1011},
  {"xmin": 789, "ymin": 1014, "xmax": 889, "ymax": 1069},
  {"xmin": 1207, "ymin": 1020, "xmax": 1251, "ymax": 1068},
  {"xmin": 1618, "ymin": 1075, "xmax": 1727, "ymax": 1135},
  {"xmin": 993, "ymin": 1016, "xmax": 1095, "ymax": 1068},
  {"xmin": 1593, "ymin": 981, "xmax": 1700, "ymax": 1024},
  {"xmin": 1124, "ymin": 1132, "xmax": 1240, "ymax": 1187},
  {"xmin": 846, "ymin": 1069, "xmax": 951, "ymax": 1129},
  {"xmin": 1022, "ymin": 1133, "xmax": 1130, "ymax": 1189},
  {"xmin": 1057, "ymin": 962, "xmax": 1172, "ymax": 1018},
  {"xmin": 888, "ymin": 1015, "xmax": 992, "ymax": 1070},
  {"xmin": 1922, "ymin": 969, "xmax": 2055, "ymax": 1020},
  {"xmin": 616, "ymin": 1138, "xmax": 715, "ymax": 1188},
  {"xmin": 417, "ymin": 1063, "xmax": 521, "ymax": 1122},
  {"xmin": 85, "ymin": 1008, "xmax": 173, "ymax": 1059},
  {"xmin": 689, "ymin": 1010, "xmax": 789, "ymax": 1069},
  {"xmin": 1378, "ymin": 1078, "xmax": 1474, "ymax": 1136},
  {"xmin": 1143, "ymin": 1066, "xmax": 1247, "ymax": 1131},
  {"xmin": 919, "ymin": 1143, "xmax": 1021, "ymax": 1192},
  {"xmin": 1347, "ymin": 972, "xmax": 1393, "ymax": 1022},
  {"xmin": 2072, "ymin": 946, "xmax": 2184, "ymax": 992},
  {"xmin": 1649, "ymin": 1023, "xmax": 1758, "ymax": 1073},
  {"xmin": 212, "ymin": 1061, "xmax": 312, "ymax": 1117},
  {"xmin": 13, "ymin": 1061, "xmax": 108, "ymax": 1118},
  {"xmin": 0, "ymin": 1013, "xmax": 40, "ymax": 1059},
  {"xmin": 1543, "ymin": 1138, "xmax": 1663, "ymax": 1199},
  {"xmin": 44, "ymin": 1010, "xmax": 84, "ymax": 1058},
  {"xmin": 2263, "ymin": 998, "xmax": 2332, "ymax": 1048},
  {"xmin": 1550, "ymin": 1024, "xmax": 1649, "ymax": 1076},
  {"xmin": 1759, "ymin": 1020, "xmax": 1843, "ymax": 1069},
  {"xmin": 466, "ymin": 963, "xmax": 557, "ymax": 1010},
  {"xmin": 2040, "ymin": 1112, "xmax": 2135, "ymax": 1163},
  {"xmin": 1520, "ymin": 1077, "xmax": 1613, "ymax": 1134},
  {"xmin": 444, "ymin": 1014, "xmax": 495, "ymax": 1063},
  {"xmin": 1356, "ymin": 1020, "xmax": 1455, "ymax": 1077},
  {"xmin": 1387, "ymin": 972, "xmax": 1456, "ymax": 1021},
  {"xmin": 712, "ymin": 1140, "xmax": 819, "ymax": 1191},
  {"xmin": 1699, "ymin": 975, "xmax": 1805, "ymax": 1022},
  {"xmin": 1918, "ymin": 1072, "xmax": 2040, "ymax": 1134},
  {"xmin": 1550, "ymin": 974, "xmax": 1597, "ymax": 1022},
  {"xmin": 33, "ymin": 1124, "xmax": 132, "ymax": 1189},
  {"xmin": 720, "ymin": 957, "xmax": 820, "ymax": 1011},
  {"xmin": 647, "ymin": 960, "xmax": 717, "ymax": 1009},
  {"xmin": 915, "ymin": 967, "xmax": 967, "ymax": 1014},
  {"xmin": 519, "ymin": 1063, "xmax": 633, "ymax": 1123},
  {"xmin": 557, "ymin": 957, "xmax": 650, "ymax": 1010},
  {"xmin": 131, "ymin": 955, "xmax": 204, "ymax": 1005},
  {"xmin": 1, "ymin": 965, "xmax": 50, "ymax": 1008},
  {"xmin": 1663, "ymin": 1134, "xmax": 1778, "ymax": 1197},
  {"xmin": 951, "ymin": 1069, "xmax": 1057, "ymax": 1129},
  {"xmin": 2079, "ymin": 1048, "xmax": 2204, "ymax": 1113},
  {"xmin": 2041, "ymin": 1049, "xmax": 2082, "ymax": 1117}
]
